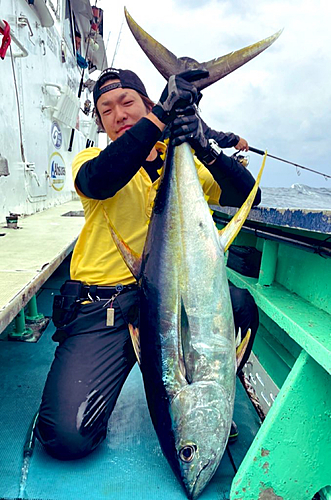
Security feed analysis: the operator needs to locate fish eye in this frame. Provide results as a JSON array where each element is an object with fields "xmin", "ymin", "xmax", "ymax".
[{"xmin": 179, "ymin": 444, "xmax": 197, "ymax": 463}]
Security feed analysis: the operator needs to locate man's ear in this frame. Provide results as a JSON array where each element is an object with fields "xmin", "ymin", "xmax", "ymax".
[{"xmin": 94, "ymin": 109, "xmax": 105, "ymax": 132}]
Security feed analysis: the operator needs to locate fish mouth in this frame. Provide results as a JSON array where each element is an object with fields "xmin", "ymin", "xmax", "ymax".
[{"xmin": 189, "ymin": 459, "xmax": 211, "ymax": 500}]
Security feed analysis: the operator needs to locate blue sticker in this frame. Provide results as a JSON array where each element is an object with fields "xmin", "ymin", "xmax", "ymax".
[
  {"xmin": 49, "ymin": 152, "xmax": 66, "ymax": 191},
  {"xmin": 51, "ymin": 121, "xmax": 62, "ymax": 149}
]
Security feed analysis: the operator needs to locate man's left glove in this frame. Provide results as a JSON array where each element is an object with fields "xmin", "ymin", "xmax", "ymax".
[
  {"xmin": 152, "ymin": 74, "xmax": 198, "ymax": 125},
  {"xmin": 171, "ymin": 105, "xmax": 221, "ymax": 165}
]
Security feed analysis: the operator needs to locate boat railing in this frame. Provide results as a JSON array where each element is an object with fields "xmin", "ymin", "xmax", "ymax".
[{"xmin": 0, "ymin": 18, "xmax": 28, "ymax": 58}]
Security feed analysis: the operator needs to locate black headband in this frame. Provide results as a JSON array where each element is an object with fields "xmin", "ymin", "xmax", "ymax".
[
  {"xmin": 98, "ymin": 82, "xmax": 122, "ymax": 96},
  {"xmin": 93, "ymin": 68, "xmax": 149, "ymax": 109}
]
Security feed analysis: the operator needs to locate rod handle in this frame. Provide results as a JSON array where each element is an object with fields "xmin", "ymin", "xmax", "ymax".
[{"xmin": 249, "ymin": 146, "xmax": 265, "ymax": 155}]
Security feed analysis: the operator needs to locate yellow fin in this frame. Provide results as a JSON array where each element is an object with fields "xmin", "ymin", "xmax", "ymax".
[
  {"xmin": 128, "ymin": 323, "xmax": 141, "ymax": 365},
  {"xmin": 219, "ymin": 152, "xmax": 267, "ymax": 252},
  {"xmin": 101, "ymin": 204, "xmax": 142, "ymax": 280},
  {"xmin": 236, "ymin": 328, "xmax": 251, "ymax": 370},
  {"xmin": 157, "ymin": 140, "xmax": 167, "ymax": 173}
]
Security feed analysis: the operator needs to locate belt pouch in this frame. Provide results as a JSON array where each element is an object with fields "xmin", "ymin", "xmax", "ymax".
[{"xmin": 52, "ymin": 280, "xmax": 83, "ymax": 328}]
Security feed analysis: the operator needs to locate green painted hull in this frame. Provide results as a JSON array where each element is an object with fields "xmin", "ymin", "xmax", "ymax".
[{"xmin": 214, "ymin": 205, "xmax": 331, "ymax": 500}]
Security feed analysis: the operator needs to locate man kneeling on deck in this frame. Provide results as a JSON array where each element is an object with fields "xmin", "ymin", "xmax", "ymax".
[{"xmin": 35, "ymin": 68, "xmax": 259, "ymax": 459}]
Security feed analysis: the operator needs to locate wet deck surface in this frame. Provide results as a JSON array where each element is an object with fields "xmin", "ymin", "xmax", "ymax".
[{"xmin": 0, "ymin": 257, "xmax": 261, "ymax": 500}]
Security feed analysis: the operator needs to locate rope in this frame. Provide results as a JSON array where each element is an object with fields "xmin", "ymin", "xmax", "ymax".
[{"xmin": 9, "ymin": 44, "xmax": 25, "ymax": 162}]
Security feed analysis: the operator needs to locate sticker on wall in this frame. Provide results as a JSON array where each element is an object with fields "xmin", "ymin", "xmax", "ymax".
[
  {"xmin": 49, "ymin": 152, "xmax": 66, "ymax": 191},
  {"xmin": 51, "ymin": 121, "xmax": 62, "ymax": 149}
]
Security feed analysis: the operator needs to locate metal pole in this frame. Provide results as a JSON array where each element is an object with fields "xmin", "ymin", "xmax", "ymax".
[
  {"xmin": 9, "ymin": 310, "xmax": 33, "ymax": 339},
  {"xmin": 26, "ymin": 295, "xmax": 44, "ymax": 322}
]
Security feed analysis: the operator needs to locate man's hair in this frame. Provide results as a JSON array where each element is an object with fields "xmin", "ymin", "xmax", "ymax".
[{"xmin": 140, "ymin": 94, "xmax": 155, "ymax": 113}]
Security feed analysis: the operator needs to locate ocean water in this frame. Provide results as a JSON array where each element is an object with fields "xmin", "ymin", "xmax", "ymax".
[{"xmin": 261, "ymin": 184, "xmax": 331, "ymax": 210}]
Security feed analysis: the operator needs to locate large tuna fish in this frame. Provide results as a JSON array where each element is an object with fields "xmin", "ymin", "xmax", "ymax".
[{"xmin": 104, "ymin": 142, "xmax": 266, "ymax": 499}]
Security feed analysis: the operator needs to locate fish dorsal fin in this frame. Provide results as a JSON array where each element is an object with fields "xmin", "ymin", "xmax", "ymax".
[
  {"xmin": 236, "ymin": 328, "xmax": 251, "ymax": 370},
  {"xmin": 101, "ymin": 204, "xmax": 142, "ymax": 280},
  {"xmin": 219, "ymin": 151, "xmax": 267, "ymax": 252},
  {"xmin": 125, "ymin": 7, "xmax": 282, "ymax": 91}
]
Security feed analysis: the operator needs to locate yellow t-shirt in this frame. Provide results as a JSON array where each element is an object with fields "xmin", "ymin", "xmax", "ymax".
[{"xmin": 70, "ymin": 142, "xmax": 221, "ymax": 286}]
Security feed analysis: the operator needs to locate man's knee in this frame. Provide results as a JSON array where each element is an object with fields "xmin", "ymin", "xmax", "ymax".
[
  {"xmin": 36, "ymin": 413, "xmax": 106, "ymax": 460},
  {"xmin": 229, "ymin": 285, "xmax": 259, "ymax": 372},
  {"xmin": 229, "ymin": 285, "xmax": 259, "ymax": 335}
]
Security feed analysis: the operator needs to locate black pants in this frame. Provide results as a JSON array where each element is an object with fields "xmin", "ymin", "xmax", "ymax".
[{"xmin": 35, "ymin": 285, "xmax": 258, "ymax": 460}]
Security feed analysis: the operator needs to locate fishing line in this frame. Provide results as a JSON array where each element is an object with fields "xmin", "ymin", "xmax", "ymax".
[
  {"xmin": 249, "ymin": 147, "xmax": 331, "ymax": 180},
  {"xmin": 226, "ymin": 445, "xmax": 238, "ymax": 474}
]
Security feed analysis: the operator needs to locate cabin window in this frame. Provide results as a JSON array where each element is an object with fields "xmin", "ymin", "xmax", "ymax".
[{"xmin": 63, "ymin": 0, "xmax": 75, "ymax": 54}]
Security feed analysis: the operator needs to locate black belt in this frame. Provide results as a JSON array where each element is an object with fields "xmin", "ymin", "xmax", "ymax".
[
  {"xmin": 60, "ymin": 280, "xmax": 138, "ymax": 300},
  {"xmin": 81, "ymin": 284, "xmax": 138, "ymax": 300}
]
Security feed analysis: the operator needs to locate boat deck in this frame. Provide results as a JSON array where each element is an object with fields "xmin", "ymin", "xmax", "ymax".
[
  {"xmin": 0, "ymin": 257, "xmax": 261, "ymax": 500},
  {"xmin": 0, "ymin": 200, "xmax": 84, "ymax": 334}
]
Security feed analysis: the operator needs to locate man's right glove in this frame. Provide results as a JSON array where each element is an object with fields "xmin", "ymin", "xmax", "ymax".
[{"xmin": 152, "ymin": 72, "xmax": 200, "ymax": 125}]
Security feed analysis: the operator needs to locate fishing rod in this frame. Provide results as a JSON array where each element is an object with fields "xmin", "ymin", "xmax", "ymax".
[
  {"xmin": 68, "ymin": 1, "xmax": 100, "ymax": 152},
  {"xmin": 249, "ymin": 146, "xmax": 331, "ymax": 180},
  {"xmin": 110, "ymin": 17, "xmax": 124, "ymax": 68}
]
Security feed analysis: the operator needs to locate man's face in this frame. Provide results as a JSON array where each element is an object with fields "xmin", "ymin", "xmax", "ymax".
[
  {"xmin": 75, "ymin": 36, "xmax": 81, "ymax": 51},
  {"xmin": 97, "ymin": 79, "xmax": 148, "ymax": 141}
]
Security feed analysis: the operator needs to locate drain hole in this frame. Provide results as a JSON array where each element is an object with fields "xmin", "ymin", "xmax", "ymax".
[{"xmin": 61, "ymin": 211, "xmax": 84, "ymax": 217}]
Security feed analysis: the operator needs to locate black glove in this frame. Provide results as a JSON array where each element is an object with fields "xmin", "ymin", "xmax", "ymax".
[
  {"xmin": 152, "ymin": 72, "xmax": 200, "ymax": 125},
  {"xmin": 171, "ymin": 105, "xmax": 218, "ymax": 165}
]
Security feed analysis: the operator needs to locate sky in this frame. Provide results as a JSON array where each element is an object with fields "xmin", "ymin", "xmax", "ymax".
[{"xmin": 95, "ymin": 0, "xmax": 331, "ymax": 188}]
